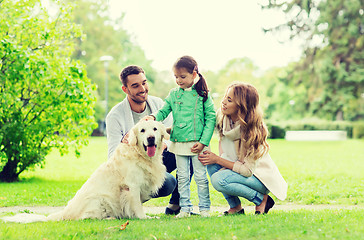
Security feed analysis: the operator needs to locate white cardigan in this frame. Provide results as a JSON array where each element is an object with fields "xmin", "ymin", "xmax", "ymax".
[
  {"xmin": 106, "ymin": 95, "xmax": 172, "ymax": 159},
  {"xmin": 220, "ymin": 135, "xmax": 288, "ymax": 200}
]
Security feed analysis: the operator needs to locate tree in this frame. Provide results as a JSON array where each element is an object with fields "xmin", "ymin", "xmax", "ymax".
[
  {"xmin": 262, "ymin": 65, "xmax": 309, "ymax": 120},
  {"xmin": 0, "ymin": 0, "xmax": 97, "ymax": 182},
  {"xmin": 68, "ymin": 0, "xmax": 156, "ymax": 129},
  {"xmin": 207, "ymin": 58, "xmax": 268, "ymax": 108},
  {"xmin": 263, "ymin": 0, "xmax": 364, "ymax": 120}
]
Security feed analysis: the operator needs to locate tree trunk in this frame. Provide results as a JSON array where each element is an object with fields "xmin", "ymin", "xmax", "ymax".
[
  {"xmin": 336, "ymin": 110, "xmax": 344, "ymax": 121},
  {"xmin": 0, "ymin": 159, "xmax": 19, "ymax": 182}
]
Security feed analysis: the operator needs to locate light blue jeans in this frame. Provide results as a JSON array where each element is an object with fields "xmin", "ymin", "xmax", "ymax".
[
  {"xmin": 176, "ymin": 155, "xmax": 210, "ymax": 212},
  {"xmin": 207, "ymin": 164, "xmax": 269, "ymax": 208}
]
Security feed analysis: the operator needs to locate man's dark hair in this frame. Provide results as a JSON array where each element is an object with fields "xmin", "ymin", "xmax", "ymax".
[{"xmin": 119, "ymin": 65, "xmax": 145, "ymax": 86}]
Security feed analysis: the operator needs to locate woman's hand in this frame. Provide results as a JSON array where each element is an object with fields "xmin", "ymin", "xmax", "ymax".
[{"xmin": 198, "ymin": 150, "xmax": 219, "ymax": 165}]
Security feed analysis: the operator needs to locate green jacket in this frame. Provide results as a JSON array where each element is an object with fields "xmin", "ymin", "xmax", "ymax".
[{"xmin": 154, "ymin": 86, "xmax": 216, "ymax": 146}]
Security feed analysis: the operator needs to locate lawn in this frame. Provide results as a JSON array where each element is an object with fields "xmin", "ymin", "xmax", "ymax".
[
  {"xmin": 1, "ymin": 136, "xmax": 364, "ymax": 239},
  {"xmin": 1, "ymin": 210, "xmax": 363, "ymax": 240},
  {"xmin": 1, "ymin": 136, "xmax": 363, "ymax": 207}
]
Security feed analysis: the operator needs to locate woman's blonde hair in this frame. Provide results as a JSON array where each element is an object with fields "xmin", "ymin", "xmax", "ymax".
[{"xmin": 217, "ymin": 82, "xmax": 269, "ymax": 160}]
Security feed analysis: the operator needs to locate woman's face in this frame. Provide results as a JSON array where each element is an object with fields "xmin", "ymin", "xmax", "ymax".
[{"xmin": 221, "ymin": 87, "xmax": 239, "ymax": 121}]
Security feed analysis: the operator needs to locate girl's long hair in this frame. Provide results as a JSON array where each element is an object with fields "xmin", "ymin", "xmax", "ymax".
[
  {"xmin": 217, "ymin": 82, "xmax": 269, "ymax": 160},
  {"xmin": 173, "ymin": 55, "xmax": 209, "ymax": 101}
]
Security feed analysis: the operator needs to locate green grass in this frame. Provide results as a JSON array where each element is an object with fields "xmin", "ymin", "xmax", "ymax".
[
  {"xmin": 269, "ymin": 139, "xmax": 364, "ymax": 205},
  {"xmin": 1, "ymin": 210, "xmax": 363, "ymax": 239},
  {"xmin": 1, "ymin": 137, "xmax": 364, "ymax": 239},
  {"xmin": 0, "ymin": 137, "xmax": 363, "ymax": 207}
]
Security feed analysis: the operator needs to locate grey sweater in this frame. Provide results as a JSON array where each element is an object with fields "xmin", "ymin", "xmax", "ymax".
[{"xmin": 105, "ymin": 95, "xmax": 172, "ymax": 159}]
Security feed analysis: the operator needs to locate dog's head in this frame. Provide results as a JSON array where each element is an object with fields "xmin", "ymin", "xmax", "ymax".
[{"xmin": 128, "ymin": 120, "xmax": 168, "ymax": 158}]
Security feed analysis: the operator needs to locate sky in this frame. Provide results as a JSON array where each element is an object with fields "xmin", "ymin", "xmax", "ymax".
[{"xmin": 108, "ymin": 0, "xmax": 303, "ymax": 72}]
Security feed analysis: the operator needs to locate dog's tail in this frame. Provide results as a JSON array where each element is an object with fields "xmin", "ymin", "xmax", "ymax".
[
  {"xmin": 2, "ymin": 213, "xmax": 48, "ymax": 223},
  {"xmin": 2, "ymin": 209, "xmax": 65, "ymax": 223},
  {"xmin": 46, "ymin": 210, "xmax": 63, "ymax": 221}
]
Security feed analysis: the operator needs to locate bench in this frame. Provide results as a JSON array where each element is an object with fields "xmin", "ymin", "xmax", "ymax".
[{"xmin": 285, "ymin": 130, "xmax": 347, "ymax": 141}]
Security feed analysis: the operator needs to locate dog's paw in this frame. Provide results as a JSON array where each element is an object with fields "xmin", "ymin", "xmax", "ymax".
[{"xmin": 136, "ymin": 214, "xmax": 147, "ymax": 219}]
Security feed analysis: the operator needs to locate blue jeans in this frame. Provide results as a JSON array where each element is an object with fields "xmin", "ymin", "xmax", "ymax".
[
  {"xmin": 151, "ymin": 172, "xmax": 177, "ymax": 199},
  {"xmin": 162, "ymin": 150, "xmax": 193, "ymax": 205},
  {"xmin": 207, "ymin": 164, "xmax": 269, "ymax": 208},
  {"xmin": 176, "ymin": 155, "xmax": 210, "ymax": 212}
]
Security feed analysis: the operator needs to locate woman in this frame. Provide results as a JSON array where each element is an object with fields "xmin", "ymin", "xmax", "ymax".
[{"xmin": 198, "ymin": 82, "xmax": 287, "ymax": 215}]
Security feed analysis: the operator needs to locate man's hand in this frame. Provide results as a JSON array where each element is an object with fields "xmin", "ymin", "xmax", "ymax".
[
  {"xmin": 141, "ymin": 115, "xmax": 155, "ymax": 121},
  {"xmin": 191, "ymin": 142, "xmax": 205, "ymax": 153},
  {"xmin": 121, "ymin": 132, "xmax": 129, "ymax": 144}
]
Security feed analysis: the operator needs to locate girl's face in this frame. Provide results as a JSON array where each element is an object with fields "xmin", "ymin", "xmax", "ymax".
[
  {"xmin": 221, "ymin": 87, "xmax": 239, "ymax": 121},
  {"xmin": 173, "ymin": 67, "xmax": 196, "ymax": 89}
]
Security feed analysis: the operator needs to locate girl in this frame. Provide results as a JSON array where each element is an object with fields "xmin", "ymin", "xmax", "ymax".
[
  {"xmin": 198, "ymin": 82, "xmax": 287, "ymax": 215},
  {"xmin": 150, "ymin": 56, "xmax": 216, "ymax": 217}
]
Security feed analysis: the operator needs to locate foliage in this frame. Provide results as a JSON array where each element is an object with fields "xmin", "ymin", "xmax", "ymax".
[
  {"xmin": 148, "ymin": 70, "xmax": 177, "ymax": 100},
  {"xmin": 0, "ymin": 0, "xmax": 97, "ymax": 182},
  {"xmin": 262, "ymin": 65, "xmax": 309, "ymax": 120},
  {"xmin": 262, "ymin": 0, "xmax": 364, "ymax": 121},
  {"xmin": 68, "ymin": 0, "xmax": 156, "ymax": 127},
  {"xmin": 266, "ymin": 119, "xmax": 364, "ymax": 138},
  {"xmin": 204, "ymin": 58, "xmax": 269, "ymax": 108},
  {"xmin": 352, "ymin": 122, "xmax": 364, "ymax": 138}
]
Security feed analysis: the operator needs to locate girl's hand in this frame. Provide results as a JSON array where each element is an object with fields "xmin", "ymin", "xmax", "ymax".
[
  {"xmin": 191, "ymin": 142, "xmax": 205, "ymax": 153},
  {"xmin": 198, "ymin": 150, "xmax": 219, "ymax": 165}
]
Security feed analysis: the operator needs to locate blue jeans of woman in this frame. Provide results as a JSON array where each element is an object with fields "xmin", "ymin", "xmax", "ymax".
[
  {"xmin": 176, "ymin": 155, "xmax": 210, "ymax": 213},
  {"xmin": 207, "ymin": 164, "xmax": 269, "ymax": 208}
]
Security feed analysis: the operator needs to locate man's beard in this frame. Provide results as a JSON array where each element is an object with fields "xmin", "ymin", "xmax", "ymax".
[{"xmin": 130, "ymin": 92, "xmax": 148, "ymax": 104}]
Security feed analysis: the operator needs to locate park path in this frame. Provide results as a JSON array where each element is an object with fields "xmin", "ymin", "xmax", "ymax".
[{"xmin": 1, "ymin": 204, "xmax": 362, "ymax": 215}]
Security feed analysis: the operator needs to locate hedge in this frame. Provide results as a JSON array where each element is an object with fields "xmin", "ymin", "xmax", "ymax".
[{"xmin": 266, "ymin": 120, "xmax": 364, "ymax": 139}]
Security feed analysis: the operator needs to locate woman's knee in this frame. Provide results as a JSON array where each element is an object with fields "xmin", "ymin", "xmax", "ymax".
[
  {"xmin": 210, "ymin": 173, "xmax": 225, "ymax": 192},
  {"xmin": 206, "ymin": 164, "xmax": 221, "ymax": 177}
]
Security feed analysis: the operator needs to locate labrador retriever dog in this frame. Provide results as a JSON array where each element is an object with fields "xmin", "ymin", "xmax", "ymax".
[{"xmin": 3, "ymin": 120, "xmax": 168, "ymax": 223}]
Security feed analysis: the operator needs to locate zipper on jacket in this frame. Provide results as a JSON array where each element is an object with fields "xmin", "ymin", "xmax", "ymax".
[{"xmin": 194, "ymin": 96, "xmax": 199, "ymax": 140}]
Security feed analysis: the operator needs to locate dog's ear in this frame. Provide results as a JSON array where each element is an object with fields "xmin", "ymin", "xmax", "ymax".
[
  {"xmin": 159, "ymin": 122, "xmax": 169, "ymax": 140},
  {"xmin": 128, "ymin": 126, "xmax": 138, "ymax": 146}
]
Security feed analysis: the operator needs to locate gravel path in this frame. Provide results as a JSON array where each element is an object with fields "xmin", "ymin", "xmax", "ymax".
[{"xmin": 1, "ymin": 204, "xmax": 362, "ymax": 215}]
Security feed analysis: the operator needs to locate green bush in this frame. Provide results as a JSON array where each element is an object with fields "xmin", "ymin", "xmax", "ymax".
[
  {"xmin": 353, "ymin": 122, "xmax": 364, "ymax": 139},
  {"xmin": 266, "ymin": 122, "xmax": 285, "ymax": 139},
  {"xmin": 265, "ymin": 120, "xmax": 364, "ymax": 139}
]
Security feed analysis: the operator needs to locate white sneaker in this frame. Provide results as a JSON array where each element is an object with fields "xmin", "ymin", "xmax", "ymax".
[
  {"xmin": 200, "ymin": 210, "xmax": 210, "ymax": 217},
  {"xmin": 175, "ymin": 211, "xmax": 191, "ymax": 218}
]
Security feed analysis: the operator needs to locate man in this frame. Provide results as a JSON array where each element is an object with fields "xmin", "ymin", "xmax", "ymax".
[{"xmin": 106, "ymin": 65, "xmax": 181, "ymax": 215}]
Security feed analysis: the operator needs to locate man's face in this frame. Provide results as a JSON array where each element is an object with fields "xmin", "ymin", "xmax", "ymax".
[{"xmin": 122, "ymin": 73, "xmax": 149, "ymax": 104}]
